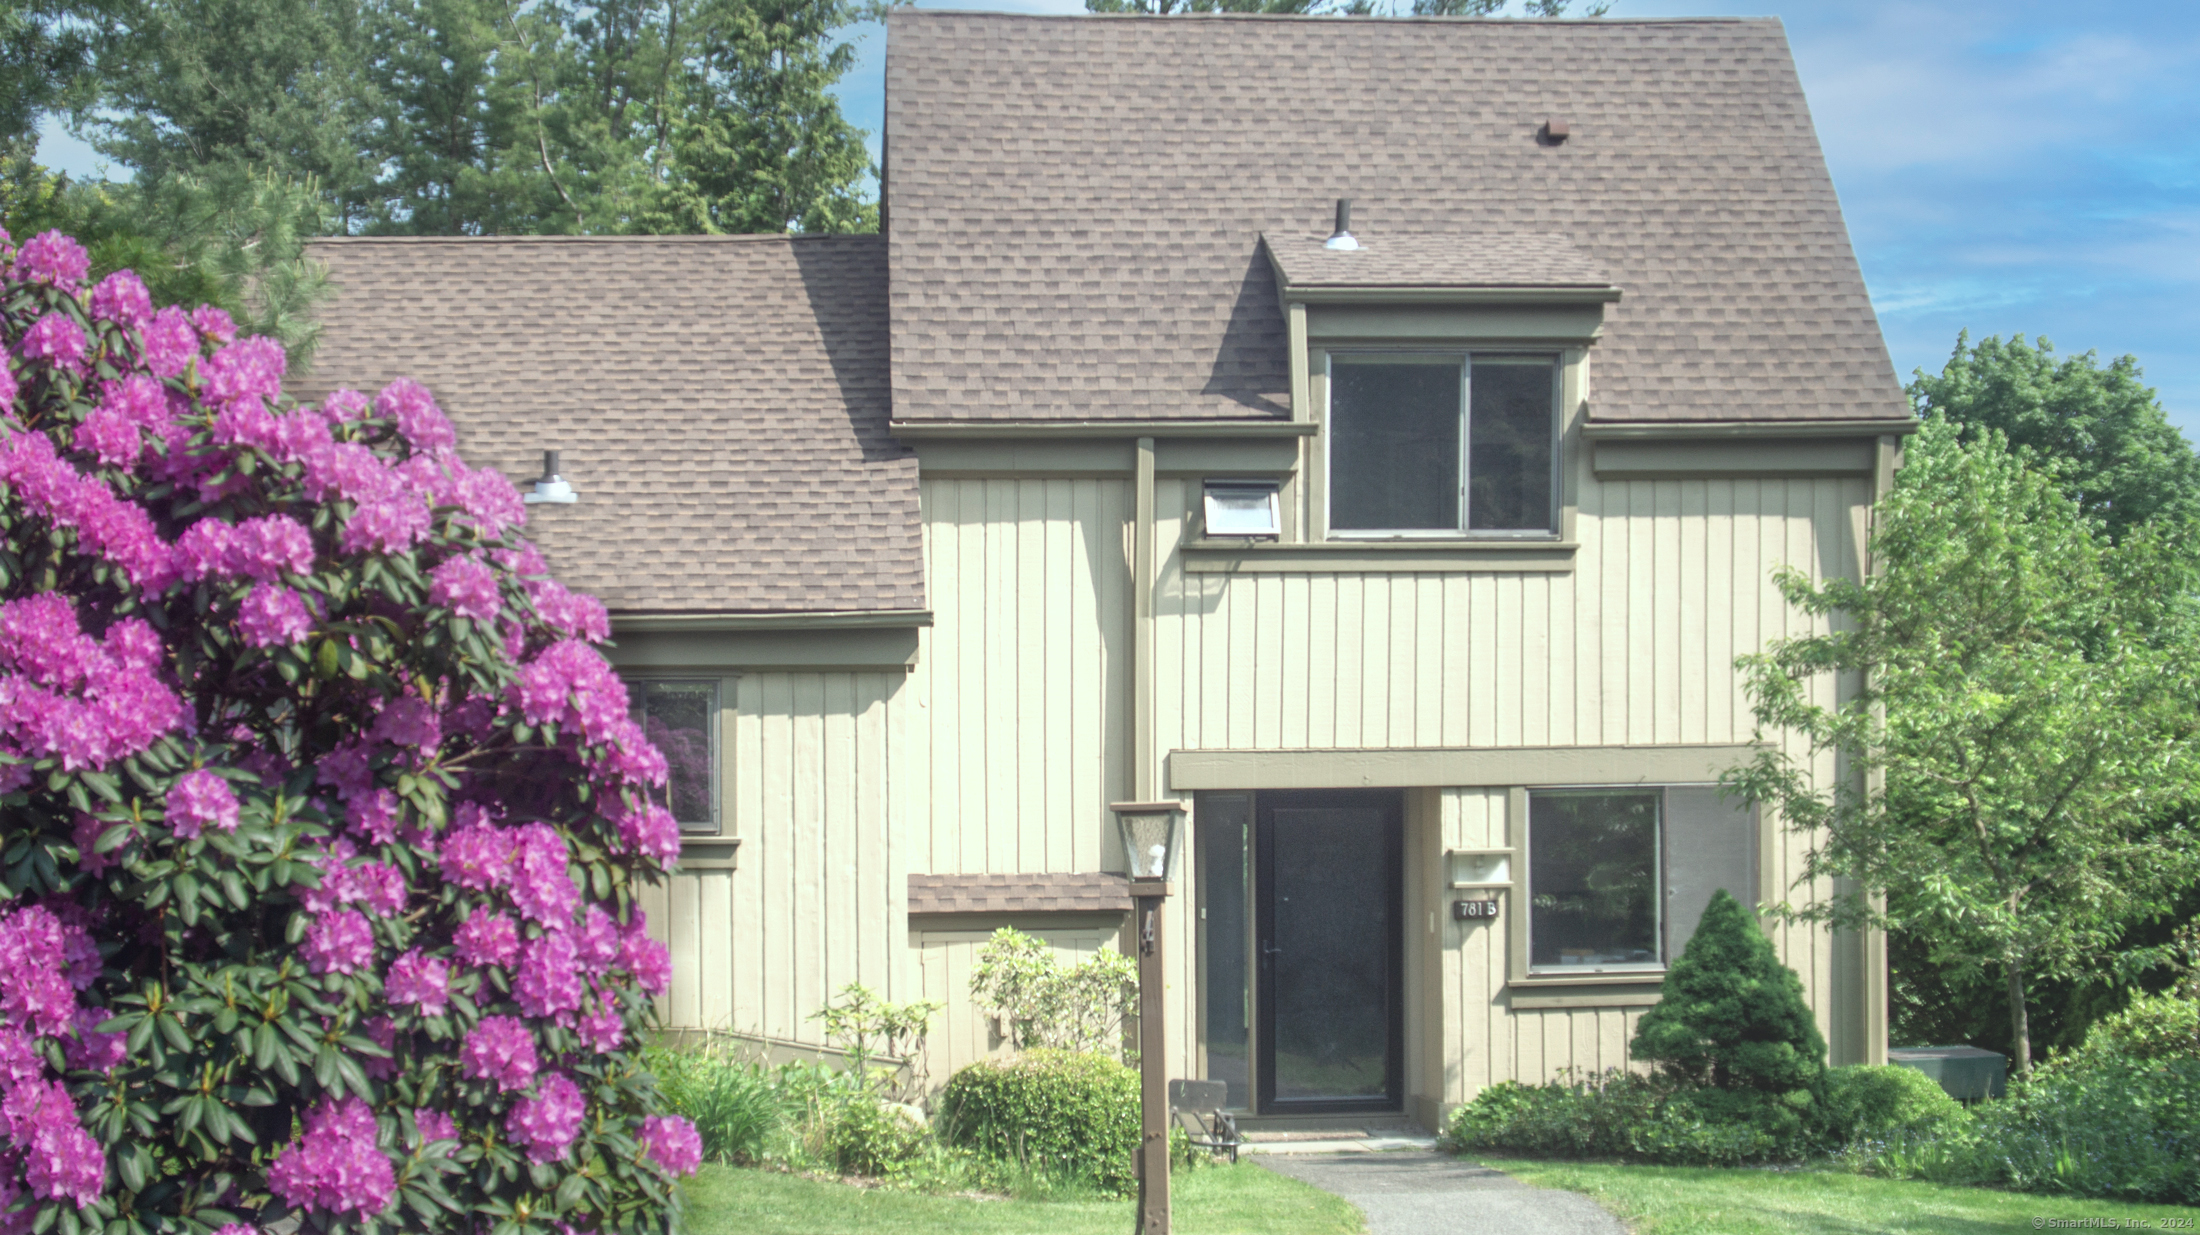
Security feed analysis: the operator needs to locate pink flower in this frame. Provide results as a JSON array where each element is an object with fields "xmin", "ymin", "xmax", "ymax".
[
  {"xmin": 73, "ymin": 406, "xmax": 141, "ymax": 468},
  {"xmin": 640, "ymin": 1114, "xmax": 703, "ymax": 1176},
  {"xmin": 340, "ymin": 493, "xmax": 432, "ymax": 556},
  {"xmin": 515, "ymin": 930, "xmax": 583, "ymax": 1021},
  {"xmin": 368, "ymin": 697, "xmax": 440, "ymax": 751},
  {"xmin": 200, "ymin": 335, "xmax": 286, "ymax": 406},
  {"xmin": 576, "ymin": 991, "xmax": 624, "ymax": 1054},
  {"xmin": 510, "ymin": 823, "xmax": 576, "ymax": 927},
  {"xmin": 454, "ymin": 467, "xmax": 525, "ymax": 537},
  {"xmin": 65, "ymin": 1007, "xmax": 127, "ymax": 1072},
  {"xmin": 459, "ymin": 1015, "xmax": 536, "ymax": 1092},
  {"xmin": 230, "ymin": 514, "xmax": 316, "ymax": 581},
  {"xmin": 11, "ymin": 231, "xmax": 89, "ymax": 289},
  {"xmin": 168, "ymin": 769, "xmax": 240, "ymax": 838},
  {"xmin": 505, "ymin": 1072, "xmax": 584, "ymax": 1164},
  {"xmin": 139, "ymin": 307, "xmax": 198, "ymax": 378},
  {"xmin": 439, "ymin": 820, "xmax": 514, "ymax": 890},
  {"xmin": 266, "ymin": 1095, "xmax": 395, "ymax": 1219},
  {"xmin": 414, "ymin": 1107, "xmax": 457, "ymax": 1154},
  {"xmin": 238, "ymin": 583, "xmax": 314, "ymax": 648},
  {"xmin": 353, "ymin": 861, "xmax": 407, "ymax": 915},
  {"xmin": 19, "ymin": 312, "xmax": 88, "ymax": 373},
  {"xmin": 386, "ymin": 949, "xmax": 449, "ymax": 1018},
  {"xmin": 529, "ymin": 579, "xmax": 610, "ymax": 641},
  {"xmin": 89, "ymin": 269, "xmax": 152, "ymax": 326},
  {"xmin": 621, "ymin": 925, "xmax": 672, "ymax": 997},
  {"xmin": 617, "ymin": 800, "xmax": 681, "ymax": 865},
  {"xmin": 512, "ymin": 640, "xmax": 631, "ymax": 748},
  {"xmin": 189, "ymin": 305, "xmax": 236, "ymax": 345},
  {"xmin": 429, "ymin": 555, "xmax": 501, "ymax": 622},
  {"xmin": 375, "ymin": 379, "xmax": 455, "ymax": 452},
  {"xmin": 10, "ymin": 1080, "xmax": 103, "ymax": 1207},
  {"xmin": 0, "ymin": 360, "xmax": 17, "ymax": 409},
  {"xmin": 323, "ymin": 388, "xmax": 369, "ymax": 421},
  {"xmin": 453, "ymin": 908, "xmax": 519, "ymax": 970},
  {"xmin": 348, "ymin": 789, "xmax": 401, "ymax": 845},
  {"xmin": 576, "ymin": 906, "xmax": 621, "ymax": 967},
  {"xmin": 301, "ymin": 910, "xmax": 374, "ymax": 975}
]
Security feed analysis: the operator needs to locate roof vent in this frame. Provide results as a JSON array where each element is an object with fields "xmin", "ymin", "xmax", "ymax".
[
  {"xmin": 1323, "ymin": 198, "xmax": 1360, "ymax": 251},
  {"xmin": 524, "ymin": 449, "xmax": 578, "ymax": 505},
  {"xmin": 1541, "ymin": 118, "xmax": 1570, "ymax": 145}
]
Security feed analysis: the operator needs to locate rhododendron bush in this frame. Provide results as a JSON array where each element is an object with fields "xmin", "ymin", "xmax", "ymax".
[{"xmin": 0, "ymin": 228, "xmax": 701, "ymax": 1234}]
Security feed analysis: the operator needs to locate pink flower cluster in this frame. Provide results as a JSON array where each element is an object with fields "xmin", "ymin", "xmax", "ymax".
[
  {"xmin": 429, "ymin": 554, "xmax": 502, "ymax": 622},
  {"xmin": 506, "ymin": 1073, "xmax": 584, "ymax": 1164},
  {"xmin": 460, "ymin": 1016, "xmax": 537, "ymax": 1092},
  {"xmin": 0, "ymin": 592, "xmax": 185, "ymax": 774},
  {"xmin": 639, "ymin": 1115, "xmax": 703, "ymax": 1176},
  {"xmin": 266, "ymin": 1096, "xmax": 395, "ymax": 1219},
  {"xmin": 301, "ymin": 911, "xmax": 375, "ymax": 976},
  {"xmin": 0, "ymin": 429, "xmax": 174, "ymax": 590},
  {"xmin": 385, "ymin": 950, "xmax": 449, "ymax": 1017},
  {"xmin": 166, "ymin": 769, "xmax": 240, "ymax": 839},
  {"xmin": 10, "ymin": 232, "xmax": 89, "ymax": 290},
  {"xmin": 5, "ymin": 1081, "xmax": 103, "ymax": 1207},
  {"xmin": 0, "ymin": 906, "xmax": 112, "ymax": 1211},
  {"xmin": 454, "ymin": 908, "xmax": 520, "ymax": 969}
]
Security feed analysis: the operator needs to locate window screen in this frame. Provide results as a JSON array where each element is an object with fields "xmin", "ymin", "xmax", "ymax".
[
  {"xmin": 1662, "ymin": 786, "xmax": 1758, "ymax": 958},
  {"xmin": 1528, "ymin": 791, "xmax": 1660, "ymax": 971},
  {"xmin": 1468, "ymin": 359, "xmax": 1557, "ymax": 530},
  {"xmin": 630, "ymin": 679, "xmax": 719, "ymax": 833},
  {"xmin": 1329, "ymin": 356, "xmax": 1462, "ymax": 532},
  {"xmin": 1327, "ymin": 353, "xmax": 1556, "ymax": 535}
]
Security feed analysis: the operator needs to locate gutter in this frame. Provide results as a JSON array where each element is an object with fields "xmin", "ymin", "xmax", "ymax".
[{"xmin": 609, "ymin": 609, "xmax": 933, "ymax": 634}]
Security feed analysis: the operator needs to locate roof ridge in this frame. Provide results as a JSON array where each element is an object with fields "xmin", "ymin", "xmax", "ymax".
[{"xmin": 892, "ymin": 9, "xmax": 1768, "ymax": 24}]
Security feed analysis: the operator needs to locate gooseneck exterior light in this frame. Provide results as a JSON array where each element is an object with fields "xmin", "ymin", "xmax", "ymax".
[{"xmin": 1112, "ymin": 800, "xmax": 1185, "ymax": 1235}]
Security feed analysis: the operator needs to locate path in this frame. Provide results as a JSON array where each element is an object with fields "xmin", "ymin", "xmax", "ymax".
[{"xmin": 1257, "ymin": 1152, "xmax": 1627, "ymax": 1235}]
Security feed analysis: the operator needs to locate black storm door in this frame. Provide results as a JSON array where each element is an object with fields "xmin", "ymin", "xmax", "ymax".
[{"xmin": 1255, "ymin": 790, "xmax": 1404, "ymax": 1114}]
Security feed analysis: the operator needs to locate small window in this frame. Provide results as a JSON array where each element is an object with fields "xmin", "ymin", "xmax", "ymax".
[
  {"xmin": 1327, "ymin": 352, "xmax": 1557, "ymax": 537},
  {"xmin": 1527, "ymin": 790, "xmax": 1660, "ymax": 972},
  {"xmin": 1203, "ymin": 481, "xmax": 1282, "ymax": 539},
  {"xmin": 629, "ymin": 679, "xmax": 720, "ymax": 834}
]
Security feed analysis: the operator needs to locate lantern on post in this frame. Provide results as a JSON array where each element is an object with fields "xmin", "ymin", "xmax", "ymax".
[{"xmin": 1112, "ymin": 800, "xmax": 1186, "ymax": 1235}]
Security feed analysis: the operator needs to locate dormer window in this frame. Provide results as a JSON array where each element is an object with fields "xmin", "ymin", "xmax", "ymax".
[{"xmin": 1327, "ymin": 352, "xmax": 1558, "ymax": 537}]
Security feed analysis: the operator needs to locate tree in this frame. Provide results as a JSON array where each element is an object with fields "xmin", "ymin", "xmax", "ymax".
[
  {"xmin": 0, "ymin": 0, "xmax": 97, "ymax": 157},
  {"xmin": 0, "ymin": 228, "xmax": 701, "ymax": 1229},
  {"xmin": 82, "ymin": 0, "xmax": 382, "ymax": 228},
  {"xmin": 1, "ymin": 160, "xmax": 335, "ymax": 364},
  {"xmin": 1725, "ymin": 415, "xmax": 2200, "ymax": 1074},
  {"xmin": 1911, "ymin": 332, "xmax": 2200, "ymax": 541},
  {"xmin": 1084, "ymin": 0, "xmax": 1608, "ymax": 15}
]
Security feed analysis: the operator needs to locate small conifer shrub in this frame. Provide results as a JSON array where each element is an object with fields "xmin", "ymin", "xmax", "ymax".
[{"xmin": 1631, "ymin": 888, "xmax": 1827, "ymax": 1156}]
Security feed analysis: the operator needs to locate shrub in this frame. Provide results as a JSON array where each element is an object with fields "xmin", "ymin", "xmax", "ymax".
[
  {"xmin": 936, "ymin": 1049, "xmax": 1139, "ymax": 1193},
  {"xmin": 1631, "ymin": 889, "xmax": 1827, "ymax": 1155},
  {"xmin": 809, "ymin": 981, "xmax": 941, "ymax": 1100},
  {"xmin": 1823, "ymin": 1064, "xmax": 1964, "ymax": 1144},
  {"xmin": 648, "ymin": 1044, "xmax": 784, "ymax": 1165},
  {"xmin": 1973, "ymin": 1057, "xmax": 2200, "ymax": 1202},
  {"xmin": 969, "ymin": 928, "xmax": 1136, "ymax": 1054},
  {"xmin": 0, "ymin": 229, "xmax": 698, "ymax": 1231},
  {"xmin": 1443, "ymin": 1071, "xmax": 1662, "ymax": 1159},
  {"xmin": 2052, "ymin": 994, "xmax": 2200, "ymax": 1068}
]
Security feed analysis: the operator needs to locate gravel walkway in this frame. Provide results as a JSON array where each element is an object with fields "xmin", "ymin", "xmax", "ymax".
[{"xmin": 1258, "ymin": 1152, "xmax": 1627, "ymax": 1235}]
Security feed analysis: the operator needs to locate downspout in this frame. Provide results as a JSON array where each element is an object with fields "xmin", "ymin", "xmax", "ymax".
[
  {"xmin": 1134, "ymin": 436, "xmax": 1157, "ymax": 800},
  {"xmin": 1861, "ymin": 432, "xmax": 1900, "ymax": 1066}
]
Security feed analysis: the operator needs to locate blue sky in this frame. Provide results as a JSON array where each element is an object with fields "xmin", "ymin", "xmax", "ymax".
[{"xmin": 38, "ymin": 0, "xmax": 2200, "ymax": 440}]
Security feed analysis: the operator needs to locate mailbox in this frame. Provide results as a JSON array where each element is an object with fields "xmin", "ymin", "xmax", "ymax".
[{"xmin": 1453, "ymin": 898, "xmax": 1500, "ymax": 921}]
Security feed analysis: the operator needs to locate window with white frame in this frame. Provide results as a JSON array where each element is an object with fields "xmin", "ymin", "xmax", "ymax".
[
  {"xmin": 627, "ymin": 679, "xmax": 720, "ymax": 834},
  {"xmin": 1526, "ymin": 786, "xmax": 1756, "ymax": 975},
  {"xmin": 1326, "ymin": 352, "xmax": 1558, "ymax": 537}
]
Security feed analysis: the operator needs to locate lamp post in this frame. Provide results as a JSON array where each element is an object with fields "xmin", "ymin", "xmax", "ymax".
[{"xmin": 1113, "ymin": 800, "xmax": 1185, "ymax": 1235}]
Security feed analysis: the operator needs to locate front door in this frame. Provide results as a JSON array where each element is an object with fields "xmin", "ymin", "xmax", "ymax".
[{"xmin": 1255, "ymin": 790, "xmax": 1404, "ymax": 1114}]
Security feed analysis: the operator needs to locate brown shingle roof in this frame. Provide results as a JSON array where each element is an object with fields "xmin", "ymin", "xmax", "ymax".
[
  {"xmin": 1265, "ymin": 232, "xmax": 1615, "ymax": 292},
  {"xmin": 884, "ymin": 13, "xmax": 1908, "ymax": 425},
  {"xmin": 908, "ymin": 873, "xmax": 1134, "ymax": 916},
  {"xmin": 302, "ymin": 234, "xmax": 923, "ymax": 615}
]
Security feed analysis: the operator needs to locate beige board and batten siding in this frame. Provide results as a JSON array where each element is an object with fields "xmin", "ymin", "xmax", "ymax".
[
  {"xmin": 1151, "ymin": 465, "xmax": 1877, "ymax": 1093},
  {"xmin": 624, "ymin": 667, "xmax": 918, "ymax": 1052}
]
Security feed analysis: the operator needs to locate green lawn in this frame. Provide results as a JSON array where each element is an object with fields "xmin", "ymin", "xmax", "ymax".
[
  {"xmin": 1480, "ymin": 1156, "xmax": 2200, "ymax": 1235},
  {"xmin": 678, "ymin": 1161, "xmax": 1366, "ymax": 1235}
]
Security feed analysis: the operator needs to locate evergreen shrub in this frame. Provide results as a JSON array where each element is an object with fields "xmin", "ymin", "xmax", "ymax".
[
  {"xmin": 1630, "ymin": 889, "xmax": 1827, "ymax": 1157},
  {"xmin": 1822, "ymin": 1064, "xmax": 1964, "ymax": 1144},
  {"xmin": 935, "ymin": 1050, "xmax": 1138, "ymax": 1193},
  {"xmin": 0, "ymin": 229, "xmax": 699, "ymax": 1232}
]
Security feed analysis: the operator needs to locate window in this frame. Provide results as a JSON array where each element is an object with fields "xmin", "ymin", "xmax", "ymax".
[
  {"xmin": 628, "ymin": 679, "xmax": 720, "ymax": 834},
  {"xmin": 1326, "ymin": 352, "xmax": 1558, "ymax": 537},
  {"xmin": 1525, "ymin": 786, "xmax": 1758, "ymax": 975}
]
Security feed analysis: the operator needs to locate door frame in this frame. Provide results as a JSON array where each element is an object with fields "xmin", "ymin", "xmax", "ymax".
[{"xmin": 1253, "ymin": 788, "xmax": 1406, "ymax": 1115}]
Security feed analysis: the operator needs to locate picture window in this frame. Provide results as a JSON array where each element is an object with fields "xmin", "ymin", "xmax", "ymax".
[
  {"xmin": 1326, "ymin": 352, "xmax": 1558, "ymax": 537},
  {"xmin": 627, "ymin": 679, "xmax": 720, "ymax": 834}
]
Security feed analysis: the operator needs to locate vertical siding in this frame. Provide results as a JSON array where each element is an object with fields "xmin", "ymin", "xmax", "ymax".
[
  {"xmin": 911, "ymin": 478, "xmax": 1133, "ymax": 875},
  {"xmin": 646, "ymin": 670, "xmax": 912, "ymax": 1047},
  {"xmin": 913, "ymin": 925, "xmax": 1125, "ymax": 1095}
]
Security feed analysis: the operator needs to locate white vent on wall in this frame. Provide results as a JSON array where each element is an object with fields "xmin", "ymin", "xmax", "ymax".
[{"xmin": 1203, "ymin": 481, "xmax": 1282, "ymax": 539}]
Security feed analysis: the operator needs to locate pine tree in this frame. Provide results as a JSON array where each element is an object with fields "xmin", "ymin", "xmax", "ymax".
[{"xmin": 1633, "ymin": 890, "xmax": 1825, "ymax": 1095}]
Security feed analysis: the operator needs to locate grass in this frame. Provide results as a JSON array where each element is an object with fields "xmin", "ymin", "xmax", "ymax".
[
  {"xmin": 1479, "ymin": 1156, "xmax": 2200, "ymax": 1234},
  {"xmin": 678, "ymin": 1160, "xmax": 1366, "ymax": 1235}
]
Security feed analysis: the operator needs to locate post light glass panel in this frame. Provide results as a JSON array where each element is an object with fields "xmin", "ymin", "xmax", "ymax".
[
  {"xmin": 1203, "ymin": 482, "xmax": 1282, "ymax": 539},
  {"xmin": 1116, "ymin": 806, "xmax": 1184, "ymax": 880}
]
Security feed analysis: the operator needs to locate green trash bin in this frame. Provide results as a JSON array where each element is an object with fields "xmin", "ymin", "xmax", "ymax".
[{"xmin": 1888, "ymin": 1046, "xmax": 2007, "ymax": 1102}]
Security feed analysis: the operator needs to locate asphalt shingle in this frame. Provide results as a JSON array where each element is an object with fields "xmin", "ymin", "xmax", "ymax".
[{"xmin": 302, "ymin": 234, "xmax": 923, "ymax": 616}]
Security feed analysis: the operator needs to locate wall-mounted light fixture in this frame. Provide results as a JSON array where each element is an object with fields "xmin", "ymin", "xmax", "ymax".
[{"xmin": 524, "ymin": 450, "xmax": 579, "ymax": 504}]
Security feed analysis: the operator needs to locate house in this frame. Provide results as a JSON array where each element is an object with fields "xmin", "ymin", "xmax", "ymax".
[{"xmin": 305, "ymin": 12, "xmax": 1914, "ymax": 1130}]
